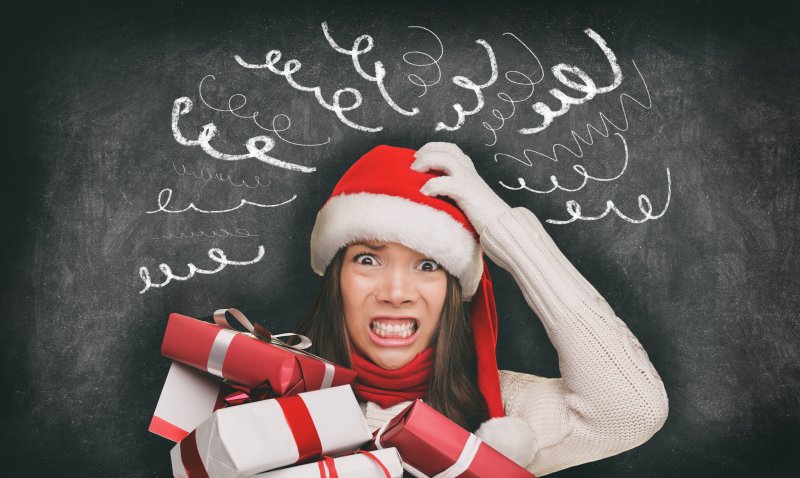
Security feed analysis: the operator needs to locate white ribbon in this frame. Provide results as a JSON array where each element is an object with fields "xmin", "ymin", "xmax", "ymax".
[
  {"xmin": 374, "ymin": 419, "xmax": 483, "ymax": 478},
  {"xmin": 319, "ymin": 362, "xmax": 335, "ymax": 389},
  {"xmin": 206, "ymin": 328, "xmax": 238, "ymax": 377},
  {"xmin": 374, "ymin": 421, "xmax": 390, "ymax": 450},
  {"xmin": 431, "ymin": 434, "xmax": 482, "ymax": 478},
  {"xmin": 273, "ymin": 332, "xmax": 313, "ymax": 350}
]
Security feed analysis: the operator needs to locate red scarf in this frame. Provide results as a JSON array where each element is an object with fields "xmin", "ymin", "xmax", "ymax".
[{"xmin": 350, "ymin": 347, "xmax": 434, "ymax": 408}]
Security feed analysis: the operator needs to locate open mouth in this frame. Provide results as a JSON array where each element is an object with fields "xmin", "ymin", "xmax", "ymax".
[{"xmin": 369, "ymin": 317, "xmax": 418, "ymax": 339}]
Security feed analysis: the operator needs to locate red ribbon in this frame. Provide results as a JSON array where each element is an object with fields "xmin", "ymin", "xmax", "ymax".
[
  {"xmin": 180, "ymin": 431, "xmax": 210, "ymax": 478},
  {"xmin": 276, "ymin": 395, "xmax": 323, "ymax": 463},
  {"xmin": 180, "ymin": 395, "xmax": 323, "ymax": 477},
  {"xmin": 318, "ymin": 457, "xmax": 339, "ymax": 478},
  {"xmin": 315, "ymin": 451, "xmax": 391, "ymax": 478},
  {"xmin": 358, "ymin": 450, "xmax": 392, "ymax": 477}
]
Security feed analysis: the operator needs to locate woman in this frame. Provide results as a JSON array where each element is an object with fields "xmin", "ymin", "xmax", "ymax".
[{"xmin": 296, "ymin": 142, "xmax": 668, "ymax": 476}]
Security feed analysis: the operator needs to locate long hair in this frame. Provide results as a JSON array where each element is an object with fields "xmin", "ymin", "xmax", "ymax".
[{"xmin": 295, "ymin": 247, "xmax": 489, "ymax": 431}]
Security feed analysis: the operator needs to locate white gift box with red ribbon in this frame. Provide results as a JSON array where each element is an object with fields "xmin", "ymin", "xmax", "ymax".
[
  {"xmin": 170, "ymin": 385, "xmax": 371, "ymax": 478},
  {"xmin": 150, "ymin": 361, "xmax": 224, "ymax": 442},
  {"xmin": 253, "ymin": 448, "xmax": 403, "ymax": 478}
]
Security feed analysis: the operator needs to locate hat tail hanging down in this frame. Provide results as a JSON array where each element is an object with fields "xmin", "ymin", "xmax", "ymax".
[{"xmin": 471, "ymin": 260, "xmax": 504, "ymax": 418}]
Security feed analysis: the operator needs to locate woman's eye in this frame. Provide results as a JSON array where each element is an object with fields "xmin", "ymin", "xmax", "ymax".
[
  {"xmin": 354, "ymin": 253, "xmax": 378, "ymax": 266},
  {"xmin": 417, "ymin": 260, "xmax": 441, "ymax": 272}
]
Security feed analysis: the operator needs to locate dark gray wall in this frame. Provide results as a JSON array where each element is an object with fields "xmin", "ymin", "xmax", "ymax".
[{"xmin": 2, "ymin": 0, "xmax": 798, "ymax": 476}]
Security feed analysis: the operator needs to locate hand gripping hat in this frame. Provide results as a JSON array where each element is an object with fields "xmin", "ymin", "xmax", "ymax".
[{"xmin": 310, "ymin": 144, "xmax": 505, "ymax": 418}]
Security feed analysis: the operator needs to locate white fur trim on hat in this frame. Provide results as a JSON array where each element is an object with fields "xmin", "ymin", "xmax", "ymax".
[
  {"xmin": 475, "ymin": 416, "xmax": 537, "ymax": 469},
  {"xmin": 310, "ymin": 193, "xmax": 483, "ymax": 298}
]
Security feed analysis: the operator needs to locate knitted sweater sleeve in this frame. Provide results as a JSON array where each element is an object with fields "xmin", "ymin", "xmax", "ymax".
[{"xmin": 480, "ymin": 207, "xmax": 668, "ymax": 476}]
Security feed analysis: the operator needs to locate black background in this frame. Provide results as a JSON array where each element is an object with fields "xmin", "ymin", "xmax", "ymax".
[{"xmin": 2, "ymin": 0, "xmax": 799, "ymax": 476}]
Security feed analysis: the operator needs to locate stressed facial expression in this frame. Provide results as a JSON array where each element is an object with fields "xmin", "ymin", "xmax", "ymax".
[{"xmin": 340, "ymin": 241, "xmax": 447, "ymax": 370}]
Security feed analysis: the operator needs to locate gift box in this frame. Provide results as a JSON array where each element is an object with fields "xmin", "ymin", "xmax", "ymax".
[
  {"xmin": 253, "ymin": 448, "xmax": 403, "ymax": 478},
  {"xmin": 171, "ymin": 385, "xmax": 372, "ymax": 478},
  {"xmin": 372, "ymin": 400, "xmax": 534, "ymax": 478},
  {"xmin": 161, "ymin": 311, "xmax": 356, "ymax": 394},
  {"xmin": 149, "ymin": 362, "xmax": 226, "ymax": 442}
]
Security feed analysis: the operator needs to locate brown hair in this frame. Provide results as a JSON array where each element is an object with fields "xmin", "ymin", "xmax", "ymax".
[{"xmin": 295, "ymin": 247, "xmax": 489, "ymax": 431}]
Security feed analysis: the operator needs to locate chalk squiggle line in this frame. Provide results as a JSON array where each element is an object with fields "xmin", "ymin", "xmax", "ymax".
[
  {"xmin": 139, "ymin": 245, "xmax": 265, "ymax": 294},
  {"xmin": 235, "ymin": 51, "xmax": 382, "ymax": 133},
  {"xmin": 151, "ymin": 227, "xmax": 259, "ymax": 240},
  {"xmin": 482, "ymin": 32, "xmax": 545, "ymax": 146},
  {"xmin": 435, "ymin": 39, "xmax": 498, "ymax": 132},
  {"xmin": 322, "ymin": 22, "xmax": 419, "ymax": 116},
  {"xmin": 495, "ymin": 60, "xmax": 652, "ymax": 166},
  {"xmin": 173, "ymin": 162, "xmax": 271, "ymax": 189},
  {"xmin": 545, "ymin": 167, "xmax": 672, "ymax": 225},
  {"xmin": 499, "ymin": 132, "xmax": 629, "ymax": 194},
  {"xmin": 198, "ymin": 75, "xmax": 330, "ymax": 147},
  {"xmin": 402, "ymin": 25, "xmax": 443, "ymax": 97},
  {"xmin": 172, "ymin": 97, "xmax": 316, "ymax": 173},
  {"xmin": 145, "ymin": 188, "xmax": 296, "ymax": 214},
  {"xmin": 519, "ymin": 28, "xmax": 623, "ymax": 135}
]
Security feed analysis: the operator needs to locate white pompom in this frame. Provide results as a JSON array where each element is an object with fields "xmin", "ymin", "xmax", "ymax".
[{"xmin": 475, "ymin": 416, "xmax": 537, "ymax": 468}]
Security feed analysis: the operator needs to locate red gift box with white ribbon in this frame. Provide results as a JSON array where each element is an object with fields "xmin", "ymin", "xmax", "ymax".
[
  {"xmin": 171, "ymin": 385, "xmax": 372, "ymax": 478},
  {"xmin": 161, "ymin": 310, "xmax": 355, "ymax": 393},
  {"xmin": 253, "ymin": 448, "xmax": 403, "ymax": 478},
  {"xmin": 372, "ymin": 400, "xmax": 535, "ymax": 478}
]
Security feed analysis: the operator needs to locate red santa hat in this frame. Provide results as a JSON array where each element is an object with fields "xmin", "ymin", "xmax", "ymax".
[{"xmin": 310, "ymin": 144, "xmax": 505, "ymax": 419}]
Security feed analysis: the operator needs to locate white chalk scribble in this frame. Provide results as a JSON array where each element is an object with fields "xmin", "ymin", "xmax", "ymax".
[
  {"xmin": 146, "ymin": 188, "xmax": 296, "ymax": 214},
  {"xmin": 402, "ymin": 25, "xmax": 444, "ymax": 97},
  {"xmin": 138, "ymin": 245, "xmax": 266, "ymax": 293}
]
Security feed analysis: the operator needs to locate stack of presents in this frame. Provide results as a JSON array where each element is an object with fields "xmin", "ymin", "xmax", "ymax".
[{"xmin": 149, "ymin": 309, "xmax": 534, "ymax": 478}]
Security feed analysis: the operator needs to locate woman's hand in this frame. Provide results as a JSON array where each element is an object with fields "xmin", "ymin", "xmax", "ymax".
[{"xmin": 412, "ymin": 142, "xmax": 511, "ymax": 234}]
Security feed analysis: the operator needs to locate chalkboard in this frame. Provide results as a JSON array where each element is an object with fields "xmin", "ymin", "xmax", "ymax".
[{"xmin": 2, "ymin": 0, "xmax": 799, "ymax": 476}]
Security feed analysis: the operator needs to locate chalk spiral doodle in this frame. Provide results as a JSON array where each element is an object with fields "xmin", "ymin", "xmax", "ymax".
[
  {"xmin": 172, "ymin": 162, "xmax": 271, "ymax": 189},
  {"xmin": 235, "ymin": 50, "xmax": 381, "ymax": 132},
  {"xmin": 402, "ymin": 25, "xmax": 444, "ymax": 97},
  {"xmin": 138, "ymin": 245, "xmax": 266, "ymax": 294},
  {"xmin": 150, "ymin": 227, "xmax": 259, "ymax": 240},
  {"xmin": 322, "ymin": 22, "xmax": 419, "ymax": 116},
  {"xmin": 481, "ymin": 32, "xmax": 545, "ymax": 146},
  {"xmin": 146, "ymin": 188, "xmax": 296, "ymax": 214},
  {"xmin": 499, "ymin": 132, "xmax": 630, "ymax": 194},
  {"xmin": 172, "ymin": 97, "xmax": 317, "ymax": 173},
  {"xmin": 197, "ymin": 74, "xmax": 330, "ymax": 148},
  {"xmin": 435, "ymin": 39, "xmax": 498, "ymax": 132},
  {"xmin": 518, "ymin": 28, "xmax": 623, "ymax": 135},
  {"xmin": 498, "ymin": 61, "xmax": 652, "ymax": 164},
  {"xmin": 546, "ymin": 168, "xmax": 672, "ymax": 225}
]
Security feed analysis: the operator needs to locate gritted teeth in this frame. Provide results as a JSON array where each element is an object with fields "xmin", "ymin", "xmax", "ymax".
[{"xmin": 370, "ymin": 318, "xmax": 418, "ymax": 338}]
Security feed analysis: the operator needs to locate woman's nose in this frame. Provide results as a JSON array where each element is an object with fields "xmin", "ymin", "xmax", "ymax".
[{"xmin": 376, "ymin": 266, "xmax": 418, "ymax": 306}]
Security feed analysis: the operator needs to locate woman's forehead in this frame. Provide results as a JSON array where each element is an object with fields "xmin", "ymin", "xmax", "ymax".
[{"xmin": 346, "ymin": 240, "xmax": 426, "ymax": 256}]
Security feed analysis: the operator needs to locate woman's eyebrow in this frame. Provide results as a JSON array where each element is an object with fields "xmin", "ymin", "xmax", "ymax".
[{"xmin": 350, "ymin": 241, "xmax": 387, "ymax": 251}]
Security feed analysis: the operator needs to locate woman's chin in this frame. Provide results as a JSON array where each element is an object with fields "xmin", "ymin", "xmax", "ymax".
[{"xmin": 368, "ymin": 350, "xmax": 415, "ymax": 370}]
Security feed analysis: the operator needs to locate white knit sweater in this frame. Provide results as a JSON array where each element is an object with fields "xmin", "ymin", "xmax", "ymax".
[{"xmin": 359, "ymin": 207, "xmax": 669, "ymax": 476}]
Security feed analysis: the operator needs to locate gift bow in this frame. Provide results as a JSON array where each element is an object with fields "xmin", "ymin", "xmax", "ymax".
[
  {"xmin": 212, "ymin": 308, "xmax": 312, "ymax": 350},
  {"xmin": 222, "ymin": 382, "xmax": 274, "ymax": 406},
  {"xmin": 317, "ymin": 451, "xmax": 392, "ymax": 478},
  {"xmin": 208, "ymin": 308, "xmax": 315, "ymax": 403},
  {"xmin": 374, "ymin": 420, "xmax": 482, "ymax": 478}
]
